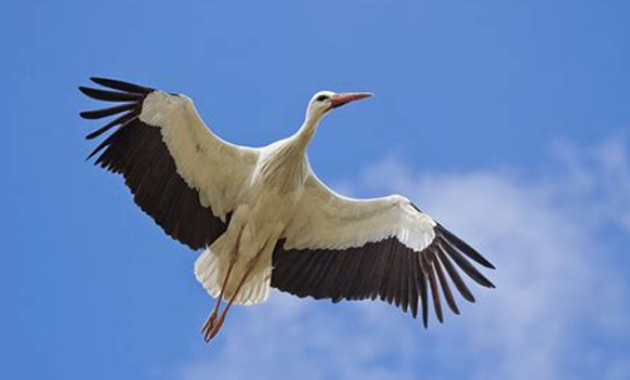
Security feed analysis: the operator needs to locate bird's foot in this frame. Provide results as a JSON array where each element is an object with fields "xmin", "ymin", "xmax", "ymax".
[
  {"xmin": 201, "ymin": 312, "xmax": 218, "ymax": 340},
  {"xmin": 203, "ymin": 314, "xmax": 226, "ymax": 342}
]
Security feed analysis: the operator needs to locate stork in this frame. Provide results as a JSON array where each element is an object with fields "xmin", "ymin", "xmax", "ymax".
[{"xmin": 79, "ymin": 78, "xmax": 495, "ymax": 342}]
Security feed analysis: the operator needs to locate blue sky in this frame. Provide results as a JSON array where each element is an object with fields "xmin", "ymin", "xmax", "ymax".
[{"xmin": 2, "ymin": 1, "xmax": 629, "ymax": 379}]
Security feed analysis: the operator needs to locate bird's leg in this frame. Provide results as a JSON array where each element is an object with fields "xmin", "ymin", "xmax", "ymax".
[
  {"xmin": 205, "ymin": 249, "xmax": 265, "ymax": 342},
  {"xmin": 201, "ymin": 257, "xmax": 236, "ymax": 341},
  {"xmin": 201, "ymin": 228, "xmax": 244, "ymax": 342}
]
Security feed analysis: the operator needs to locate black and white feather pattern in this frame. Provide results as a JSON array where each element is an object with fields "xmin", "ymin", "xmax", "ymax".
[
  {"xmin": 272, "ymin": 177, "xmax": 495, "ymax": 327},
  {"xmin": 79, "ymin": 78, "xmax": 246, "ymax": 250}
]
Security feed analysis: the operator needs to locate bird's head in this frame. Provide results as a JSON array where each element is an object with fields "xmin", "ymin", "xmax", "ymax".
[{"xmin": 306, "ymin": 91, "xmax": 373, "ymax": 121}]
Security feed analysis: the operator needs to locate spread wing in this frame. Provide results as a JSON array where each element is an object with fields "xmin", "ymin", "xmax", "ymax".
[
  {"xmin": 79, "ymin": 78, "xmax": 258, "ymax": 250},
  {"xmin": 272, "ymin": 171, "xmax": 495, "ymax": 327}
]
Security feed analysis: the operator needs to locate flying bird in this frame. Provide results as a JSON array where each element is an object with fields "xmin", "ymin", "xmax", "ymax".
[{"xmin": 79, "ymin": 77, "xmax": 495, "ymax": 342}]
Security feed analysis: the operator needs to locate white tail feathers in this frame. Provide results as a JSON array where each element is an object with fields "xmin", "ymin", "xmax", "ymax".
[
  {"xmin": 194, "ymin": 248, "xmax": 271, "ymax": 306},
  {"xmin": 194, "ymin": 247, "xmax": 223, "ymax": 299}
]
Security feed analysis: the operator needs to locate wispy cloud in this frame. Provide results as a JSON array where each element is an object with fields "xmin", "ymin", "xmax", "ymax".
[
  {"xmin": 550, "ymin": 134, "xmax": 630, "ymax": 231},
  {"xmin": 173, "ymin": 137, "xmax": 630, "ymax": 380}
]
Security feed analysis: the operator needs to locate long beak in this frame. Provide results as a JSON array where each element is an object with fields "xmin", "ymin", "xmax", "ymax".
[{"xmin": 330, "ymin": 92, "xmax": 373, "ymax": 109}]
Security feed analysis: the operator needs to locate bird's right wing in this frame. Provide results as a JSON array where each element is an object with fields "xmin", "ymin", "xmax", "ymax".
[
  {"xmin": 80, "ymin": 78, "xmax": 259, "ymax": 250},
  {"xmin": 272, "ymin": 172, "xmax": 495, "ymax": 326}
]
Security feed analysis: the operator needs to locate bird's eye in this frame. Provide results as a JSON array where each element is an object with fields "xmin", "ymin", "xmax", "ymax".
[{"xmin": 316, "ymin": 95, "xmax": 329, "ymax": 102}]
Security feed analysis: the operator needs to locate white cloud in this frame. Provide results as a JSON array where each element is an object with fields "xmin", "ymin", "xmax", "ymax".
[
  {"xmin": 550, "ymin": 135, "xmax": 630, "ymax": 231},
  {"xmin": 172, "ymin": 137, "xmax": 630, "ymax": 380}
]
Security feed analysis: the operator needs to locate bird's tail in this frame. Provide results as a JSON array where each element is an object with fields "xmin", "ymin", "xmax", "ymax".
[{"xmin": 194, "ymin": 247, "xmax": 271, "ymax": 306}]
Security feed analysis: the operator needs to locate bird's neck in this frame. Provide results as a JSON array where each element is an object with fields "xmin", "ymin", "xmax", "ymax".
[
  {"xmin": 259, "ymin": 117, "xmax": 318, "ymax": 191},
  {"xmin": 257, "ymin": 113, "xmax": 319, "ymax": 190},
  {"xmin": 260, "ymin": 112, "xmax": 320, "ymax": 186},
  {"xmin": 292, "ymin": 112, "xmax": 321, "ymax": 153}
]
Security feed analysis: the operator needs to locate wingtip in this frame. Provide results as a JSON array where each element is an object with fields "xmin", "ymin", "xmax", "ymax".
[
  {"xmin": 447, "ymin": 296, "xmax": 461, "ymax": 315},
  {"xmin": 78, "ymin": 86, "xmax": 91, "ymax": 94},
  {"xmin": 86, "ymin": 147, "xmax": 99, "ymax": 160},
  {"xmin": 88, "ymin": 77, "xmax": 154, "ymax": 94},
  {"xmin": 477, "ymin": 275, "xmax": 496, "ymax": 289},
  {"xmin": 85, "ymin": 130, "xmax": 100, "ymax": 140},
  {"xmin": 90, "ymin": 77, "xmax": 117, "ymax": 88},
  {"xmin": 478, "ymin": 257, "xmax": 496, "ymax": 270},
  {"xmin": 464, "ymin": 293, "xmax": 476, "ymax": 304}
]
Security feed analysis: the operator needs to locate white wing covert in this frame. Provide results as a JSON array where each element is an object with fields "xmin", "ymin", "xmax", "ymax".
[
  {"xmin": 80, "ymin": 78, "xmax": 258, "ymax": 250},
  {"xmin": 272, "ymin": 172, "xmax": 495, "ymax": 326}
]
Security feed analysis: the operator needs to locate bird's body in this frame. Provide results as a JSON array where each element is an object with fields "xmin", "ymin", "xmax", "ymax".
[
  {"xmin": 196, "ymin": 138, "xmax": 310, "ymax": 305},
  {"xmin": 80, "ymin": 78, "xmax": 495, "ymax": 341}
]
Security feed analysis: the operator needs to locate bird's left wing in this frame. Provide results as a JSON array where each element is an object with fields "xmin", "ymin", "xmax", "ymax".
[
  {"xmin": 80, "ymin": 78, "xmax": 259, "ymax": 250},
  {"xmin": 272, "ymin": 172, "xmax": 495, "ymax": 326}
]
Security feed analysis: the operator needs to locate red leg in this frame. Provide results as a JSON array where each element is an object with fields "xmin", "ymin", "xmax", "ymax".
[
  {"xmin": 201, "ymin": 259, "xmax": 235, "ymax": 342},
  {"xmin": 205, "ymin": 250, "xmax": 265, "ymax": 342}
]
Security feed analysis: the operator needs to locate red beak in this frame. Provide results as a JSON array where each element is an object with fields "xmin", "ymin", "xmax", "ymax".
[{"xmin": 330, "ymin": 92, "xmax": 373, "ymax": 109}]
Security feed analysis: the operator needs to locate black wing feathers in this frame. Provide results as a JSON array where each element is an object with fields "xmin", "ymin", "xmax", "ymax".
[
  {"xmin": 272, "ymin": 221, "xmax": 494, "ymax": 327},
  {"xmin": 85, "ymin": 112, "xmax": 138, "ymax": 140},
  {"xmin": 80, "ymin": 103, "xmax": 137, "ymax": 120},
  {"xmin": 79, "ymin": 77, "xmax": 227, "ymax": 251},
  {"xmin": 79, "ymin": 86, "xmax": 144, "ymax": 102},
  {"xmin": 438, "ymin": 224, "xmax": 495, "ymax": 269},
  {"xmin": 89, "ymin": 77, "xmax": 154, "ymax": 94}
]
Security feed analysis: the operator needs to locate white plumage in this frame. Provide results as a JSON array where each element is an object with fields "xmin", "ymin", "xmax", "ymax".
[
  {"xmin": 140, "ymin": 91, "xmax": 258, "ymax": 221},
  {"xmin": 80, "ymin": 78, "xmax": 495, "ymax": 342}
]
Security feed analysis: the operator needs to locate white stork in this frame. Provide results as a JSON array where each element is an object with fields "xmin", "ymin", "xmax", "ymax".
[{"xmin": 79, "ymin": 78, "xmax": 495, "ymax": 342}]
